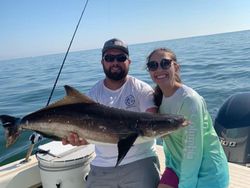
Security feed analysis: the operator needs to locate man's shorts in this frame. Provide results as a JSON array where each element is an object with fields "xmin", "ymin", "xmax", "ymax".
[{"xmin": 86, "ymin": 156, "xmax": 160, "ymax": 188}]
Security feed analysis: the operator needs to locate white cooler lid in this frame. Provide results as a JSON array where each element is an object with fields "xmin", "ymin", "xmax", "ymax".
[{"xmin": 36, "ymin": 141, "xmax": 95, "ymax": 167}]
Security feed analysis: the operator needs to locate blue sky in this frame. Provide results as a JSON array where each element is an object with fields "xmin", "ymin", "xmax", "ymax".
[{"xmin": 1, "ymin": 0, "xmax": 250, "ymax": 60}]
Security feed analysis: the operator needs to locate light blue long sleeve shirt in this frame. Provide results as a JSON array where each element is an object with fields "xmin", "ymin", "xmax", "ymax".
[{"xmin": 160, "ymin": 85, "xmax": 229, "ymax": 188}]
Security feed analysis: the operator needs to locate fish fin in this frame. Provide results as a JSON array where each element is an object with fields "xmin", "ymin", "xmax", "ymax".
[
  {"xmin": 42, "ymin": 85, "xmax": 96, "ymax": 110},
  {"xmin": 35, "ymin": 131, "xmax": 61, "ymax": 141},
  {"xmin": 64, "ymin": 85, "xmax": 95, "ymax": 104},
  {"xmin": 116, "ymin": 133, "xmax": 138, "ymax": 167},
  {"xmin": 0, "ymin": 115, "xmax": 21, "ymax": 147}
]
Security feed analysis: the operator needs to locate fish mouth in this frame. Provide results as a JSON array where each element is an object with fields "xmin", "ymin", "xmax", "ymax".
[{"xmin": 182, "ymin": 119, "xmax": 191, "ymax": 127}]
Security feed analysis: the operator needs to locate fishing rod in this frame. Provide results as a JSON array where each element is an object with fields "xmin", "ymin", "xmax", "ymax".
[
  {"xmin": 46, "ymin": 0, "xmax": 90, "ymax": 106},
  {"xmin": 24, "ymin": 0, "xmax": 90, "ymax": 163}
]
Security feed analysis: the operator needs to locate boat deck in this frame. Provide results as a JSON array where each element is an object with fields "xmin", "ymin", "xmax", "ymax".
[
  {"xmin": 156, "ymin": 145, "xmax": 250, "ymax": 188},
  {"xmin": 1, "ymin": 145, "xmax": 249, "ymax": 188}
]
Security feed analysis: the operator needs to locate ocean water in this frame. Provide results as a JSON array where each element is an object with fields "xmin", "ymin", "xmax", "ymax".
[{"xmin": 0, "ymin": 30, "xmax": 250, "ymax": 166}]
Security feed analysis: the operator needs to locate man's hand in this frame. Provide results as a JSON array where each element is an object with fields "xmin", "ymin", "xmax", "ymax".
[{"xmin": 62, "ymin": 132, "xmax": 89, "ymax": 146}]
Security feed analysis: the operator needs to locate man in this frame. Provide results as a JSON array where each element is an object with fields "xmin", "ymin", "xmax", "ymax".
[{"xmin": 63, "ymin": 38, "xmax": 160, "ymax": 188}]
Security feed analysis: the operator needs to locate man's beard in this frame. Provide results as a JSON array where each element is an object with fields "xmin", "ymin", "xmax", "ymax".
[{"xmin": 103, "ymin": 65, "xmax": 128, "ymax": 81}]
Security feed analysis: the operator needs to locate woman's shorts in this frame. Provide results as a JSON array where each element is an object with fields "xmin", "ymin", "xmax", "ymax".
[{"xmin": 159, "ymin": 167, "xmax": 179, "ymax": 188}]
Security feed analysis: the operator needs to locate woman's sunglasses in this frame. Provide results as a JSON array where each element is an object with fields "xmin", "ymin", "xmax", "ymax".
[
  {"xmin": 147, "ymin": 59, "xmax": 172, "ymax": 71},
  {"xmin": 103, "ymin": 54, "xmax": 128, "ymax": 63}
]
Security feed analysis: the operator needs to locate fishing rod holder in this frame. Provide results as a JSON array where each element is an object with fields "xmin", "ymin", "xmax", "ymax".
[{"xmin": 21, "ymin": 133, "xmax": 43, "ymax": 163}]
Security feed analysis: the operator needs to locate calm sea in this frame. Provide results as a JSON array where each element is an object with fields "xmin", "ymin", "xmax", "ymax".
[{"xmin": 0, "ymin": 30, "xmax": 250, "ymax": 166}]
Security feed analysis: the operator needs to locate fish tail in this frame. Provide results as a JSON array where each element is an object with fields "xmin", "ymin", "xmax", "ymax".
[{"xmin": 0, "ymin": 115, "xmax": 21, "ymax": 147}]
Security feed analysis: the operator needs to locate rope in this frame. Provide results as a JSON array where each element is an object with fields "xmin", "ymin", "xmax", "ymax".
[{"xmin": 46, "ymin": 0, "xmax": 90, "ymax": 106}]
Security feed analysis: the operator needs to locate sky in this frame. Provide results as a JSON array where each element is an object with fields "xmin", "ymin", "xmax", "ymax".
[{"xmin": 1, "ymin": 0, "xmax": 250, "ymax": 60}]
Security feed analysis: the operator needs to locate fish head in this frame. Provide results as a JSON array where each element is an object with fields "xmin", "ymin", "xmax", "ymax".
[{"xmin": 142, "ymin": 114, "xmax": 190, "ymax": 138}]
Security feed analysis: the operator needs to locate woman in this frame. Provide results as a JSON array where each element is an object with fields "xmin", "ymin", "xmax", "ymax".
[{"xmin": 146, "ymin": 48, "xmax": 229, "ymax": 188}]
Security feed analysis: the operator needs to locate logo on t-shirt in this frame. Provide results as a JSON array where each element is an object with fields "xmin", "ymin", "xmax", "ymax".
[{"xmin": 125, "ymin": 95, "xmax": 136, "ymax": 108}]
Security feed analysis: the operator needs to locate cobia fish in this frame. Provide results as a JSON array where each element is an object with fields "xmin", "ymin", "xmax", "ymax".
[{"xmin": 0, "ymin": 85, "xmax": 189, "ymax": 166}]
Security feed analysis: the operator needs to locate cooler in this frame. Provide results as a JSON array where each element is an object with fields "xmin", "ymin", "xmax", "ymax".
[{"xmin": 36, "ymin": 141, "xmax": 95, "ymax": 188}]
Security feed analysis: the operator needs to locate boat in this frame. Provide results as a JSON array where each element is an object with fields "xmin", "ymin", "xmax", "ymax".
[{"xmin": 1, "ymin": 92, "xmax": 250, "ymax": 188}]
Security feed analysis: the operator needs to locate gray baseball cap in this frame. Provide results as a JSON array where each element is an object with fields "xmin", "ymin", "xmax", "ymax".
[{"xmin": 102, "ymin": 38, "xmax": 129, "ymax": 56}]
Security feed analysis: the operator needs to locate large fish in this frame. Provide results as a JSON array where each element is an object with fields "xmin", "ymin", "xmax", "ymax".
[{"xmin": 0, "ymin": 85, "xmax": 189, "ymax": 166}]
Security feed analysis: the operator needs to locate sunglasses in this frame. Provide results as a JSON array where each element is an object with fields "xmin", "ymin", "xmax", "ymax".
[
  {"xmin": 147, "ymin": 59, "xmax": 172, "ymax": 71},
  {"xmin": 103, "ymin": 54, "xmax": 128, "ymax": 63}
]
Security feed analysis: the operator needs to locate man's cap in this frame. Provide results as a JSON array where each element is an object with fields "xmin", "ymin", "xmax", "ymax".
[{"xmin": 102, "ymin": 38, "xmax": 129, "ymax": 56}]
